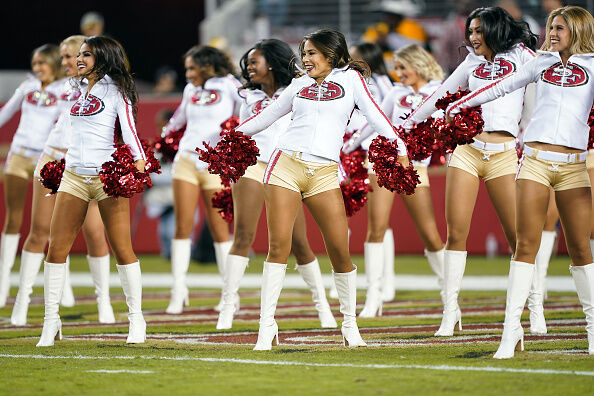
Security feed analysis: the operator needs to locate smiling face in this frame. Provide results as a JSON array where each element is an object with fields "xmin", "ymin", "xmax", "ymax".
[
  {"xmin": 184, "ymin": 56, "xmax": 215, "ymax": 87},
  {"xmin": 76, "ymin": 43, "xmax": 96, "ymax": 80},
  {"xmin": 246, "ymin": 49, "xmax": 272, "ymax": 85},
  {"xmin": 393, "ymin": 58, "xmax": 425, "ymax": 91},
  {"xmin": 60, "ymin": 43, "xmax": 78, "ymax": 77},
  {"xmin": 301, "ymin": 40, "xmax": 333, "ymax": 84},
  {"xmin": 468, "ymin": 18, "xmax": 494, "ymax": 61},
  {"xmin": 548, "ymin": 15, "xmax": 571, "ymax": 57},
  {"xmin": 31, "ymin": 52, "xmax": 55, "ymax": 85}
]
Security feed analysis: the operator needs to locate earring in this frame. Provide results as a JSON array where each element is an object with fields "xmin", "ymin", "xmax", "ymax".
[{"xmin": 268, "ymin": 67, "xmax": 273, "ymax": 70}]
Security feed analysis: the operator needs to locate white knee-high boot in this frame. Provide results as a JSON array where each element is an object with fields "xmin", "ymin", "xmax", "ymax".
[
  {"xmin": 494, "ymin": 261, "xmax": 534, "ymax": 359},
  {"xmin": 117, "ymin": 262, "xmax": 146, "ymax": 344},
  {"xmin": 60, "ymin": 256, "xmax": 75, "ymax": 307},
  {"xmin": 528, "ymin": 231, "xmax": 556, "ymax": 334},
  {"xmin": 435, "ymin": 250, "xmax": 467, "ymax": 336},
  {"xmin": 37, "ymin": 262, "xmax": 66, "ymax": 347},
  {"xmin": 166, "ymin": 238, "xmax": 191, "ymax": 314},
  {"xmin": 216, "ymin": 254, "xmax": 249, "ymax": 330},
  {"xmin": 213, "ymin": 240, "xmax": 233, "ymax": 312},
  {"xmin": 0, "ymin": 233, "xmax": 20, "ymax": 307},
  {"xmin": 570, "ymin": 263, "xmax": 594, "ymax": 355},
  {"xmin": 88, "ymin": 254, "xmax": 115, "ymax": 323},
  {"xmin": 425, "ymin": 247, "xmax": 445, "ymax": 304},
  {"xmin": 359, "ymin": 242, "xmax": 383, "ymax": 318},
  {"xmin": 381, "ymin": 229, "xmax": 395, "ymax": 302},
  {"xmin": 254, "ymin": 262, "xmax": 287, "ymax": 351},
  {"xmin": 334, "ymin": 266, "xmax": 366, "ymax": 347},
  {"xmin": 10, "ymin": 250, "xmax": 44, "ymax": 325},
  {"xmin": 296, "ymin": 259, "xmax": 337, "ymax": 328}
]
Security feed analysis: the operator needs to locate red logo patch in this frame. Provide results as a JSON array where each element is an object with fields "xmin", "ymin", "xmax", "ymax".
[
  {"xmin": 541, "ymin": 62, "xmax": 589, "ymax": 87},
  {"xmin": 70, "ymin": 94, "xmax": 105, "ymax": 116},
  {"xmin": 25, "ymin": 91, "xmax": 58, "ymax": 106},
  {"xmin": 252, "ymin": 98, "xmax": 273, "ymax": 114},
  {"xmin": 297, "ymin": 81, "xmax": 345, "ymax": 101},
  {"xmin": 191, "ymin": 89, "xmax": 221, "ymax": 105},
  {"xmin": 399, "ymin": 92, "xmax": 428, "ymax": 109},
  {"xmin": 473, "ymin": 58, "xmax": 516, "ymax": 80}
]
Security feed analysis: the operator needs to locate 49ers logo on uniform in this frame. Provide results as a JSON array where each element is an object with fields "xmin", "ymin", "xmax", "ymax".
[
  {"xmin": 70, "ymin": 94, "xmax": 105, "ymax": 116},
  {"xmin": 473, "ymin": 59, "xmax": 516, "ymax": 80},
  {"xmin": 253, "ymin": 98, "xmax": 273, "ymax": 114},
  {"xmin": 399, "ymin": 92, "xmax": 427, "ymax": 109},
  {"xmin": 25, "ymin": 91, "xmax": 58, "ymax": 106},
  {"xmin": 297, "ymin": 81, "xmax": 345, "ymax": 101},
  {"xmin": 541, "ymin": 62, "xmax": 589, "ymax": 87},
  {"xmin": 191, "ymin": 89, "xmax": 221, "ymax": 105}
]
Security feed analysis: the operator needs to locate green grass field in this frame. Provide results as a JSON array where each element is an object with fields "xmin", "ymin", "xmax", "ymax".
[{"xmin": 0, "ymin": 254, "xmax": 592, "ymax": 395}]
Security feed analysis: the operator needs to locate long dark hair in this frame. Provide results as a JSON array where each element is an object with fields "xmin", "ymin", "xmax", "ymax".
[
  {"xmin": 82, "ymin": 36, "xmax": 138, "ymax": 118},
  {"xmin": 184, "ymin": 46, "xmax": 235, "ymax": 77},
  {"xmin": 354, "ymin": 43, "xmax": 393, "ymax": 82},
  {"xmin": 240, "ymin": 39, "xmax": 297, "ymax": 91},
  {"xmin": 298, "ymin": 28, "xmax": 370, "ymax": 78},
  {"xmin": 465, "ymin": 7, "xmax": 538, "ymax": 54}
]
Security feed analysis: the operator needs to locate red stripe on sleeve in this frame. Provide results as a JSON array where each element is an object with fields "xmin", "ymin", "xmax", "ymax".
[{"xmin": 123, "ymin": 94, "xmax": 146, "ymax": 160}]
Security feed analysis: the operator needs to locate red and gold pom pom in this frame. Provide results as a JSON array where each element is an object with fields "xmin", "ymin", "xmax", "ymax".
[
  {"xmin": 196, "ymin": 129, "xmax": 259, "ymax": 187},
  {"xmin": 152, "ymin": 127, "xmax": 185, "ymax": 163},
  {"xmin": 587, "ymin": 107, "xmax": 594, "ymax": 150},
  {"xmin": 212, "ymin": 187, "xmax": 234, "ymax": 223},
  {"xmin": 39, "ymin": 158, "xmax": 65, "ymax": 194},
  {"xmin": 368, "ymin": 136, "xmax": 420, "ymax": 195}
]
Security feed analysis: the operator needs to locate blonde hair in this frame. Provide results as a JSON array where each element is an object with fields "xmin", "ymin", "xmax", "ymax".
[
  {"xmin": 60, "ymin": 35, "xmax": 87, "ymax": 56},
  {"xmin": 394, "ymin": 45, "xmax": 445, "ymax": 82},
  {"xmin": 32, "ymin": 44, "xmax": 64, "ymax": 80},
  {"xmin": 541, "ymin": 6, "xmax": 594, "ymax": 54}
]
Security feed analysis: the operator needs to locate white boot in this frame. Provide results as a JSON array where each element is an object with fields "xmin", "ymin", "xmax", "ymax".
[
  {"xmin": 253, "ymin": 262, "xmax": 286, "ymax": 351},
  {"xmin": 328, "ymin": 280, "xmax": 338, "ymax": 299},
  {"xmin": 359, "ymin": 242, "xmax": 383, "ymax": 318},
  {"xmin": 166, "ymin": 238, "xmax": 191, "ymax": 314},
  {"xmin": 216, "ymin": 254, "xmax": 249, "ymax": 330},
  {"xmin": 10, "ymin": 250, "xmax": 44, "ymax": 326},
  {"xmin": 88, "ymin": 254, "xmax": 115, "ymax": 324},
  {"xmin": 570, "ymin": 263, "xmax": 594, "ymax": 355},
  {"xmin": 0, "ymin": 233, "xmax": 20, "ymax": 307},
  {"xmin": 334, "ymin": 266, "xmax": 366, "ymax": 347},
  {"xmin": 425, "ymin": 247, "xmax": 445, "ymax": 304},
  {"xmin": 435, "ymin": 250, "xmax": 467, "ymax": 336},
  {"xmin": 528, "ymin": 231, "xmax": 555, "ymax": 334},
  {"xmin": 381, "ymin": 229, "xmax": 396, "ymax": 302},
  {"xmin": 37, "ymin": 262, "xmax": 65, "ymax": 347},
  {"xmin": 494, "ymin": 261, "xmax": 534, "ymax": 359},
  {"xmin": 213, "ymin": 240, "xmax": 233, "ymax": 312},
  {"xmin": 117, "ymin": 262, "xmax": 146, "ymax": 344},
  {"xmin": 296, "ymin": 259, "xmax": 337, "ymax": 328},
  {"xmin": 60, "ymin": 256, "xmax": 75, "ymax": 307}
]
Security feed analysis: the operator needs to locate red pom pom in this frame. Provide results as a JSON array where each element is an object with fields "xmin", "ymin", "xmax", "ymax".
[
  {"xmin": 435, "ymin": 88, "xmax": 484, "ymax": 150},
  {"xmin": 587, "ymin": 107, "xmax": 594, "ymax": 150},
  {"xmin": 398, "ymin": 117, "xmax": 448, "ymax": 162},
  {"xmin": 39, "ymin": 158, "xmax": 65, "ymax": 194},
  {"xmin": 196, "ymin": 129, "xmax": 259, "ymax": 187},
  {"xmin": 220, "ymin": 116, "xmax": 240, "ymax": 132},
  {"xmin": 211, "ymin": 187, "xmax": 234, "ymax": 223},
  {"xmin": 341, "ymin": 177, "xmax": 372, "ymax": 217},
  {"xmin": 340, "ymin": 133, "xmax": 368, "ymax": 180},
  {"xmin": 368, "ymin": 136, "xmax": 420, "ymax": 194},
  {"xmin": 152, "ymin": 127, "xmax": 185, "ymax": 163}
]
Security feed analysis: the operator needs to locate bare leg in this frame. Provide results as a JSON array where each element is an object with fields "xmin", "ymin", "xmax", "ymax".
[
  {"xmin": 400, "ymin": 187, "xmax": 443, "ymax": 251},
  {"xmin": 46, "ymin": 193, "xmax": 89, "ymax": 263},
  {"xmin": 3, "ymin": 174, "xmax": 29, "ymax": 234},
  {"xmin": 229, "ymin": 177, "xmax": 265, "ymax": 257},
  {"xmin": 201, "ymin": 188, "xmax": 231, "ymax": 243},
  {"xmin": 291, "ymin": 205, "xmax": 316, "ymax": 264},
  {"xmin": 264, "ymin": 185, "xmax": 301, "ymax": 264},
  {"xmin": 485, "ymin": 174, "xmax": 517, "ymax": 254},
  {"xmin": 444, "ymin": 168, "xmax": 480, "ymax": 251},
  {"xmin": 173, "ymin": 179, "xmax": 200, "ymax": 239},
  {"xmin": 23, "ymin": 181, "xmax": 55, "ymax": 253},
  {"xmin": 515, "ymin": 180, "xmax": 551, "ymax": 263},
  {"xmin": 97, "ymin": 197, "xmax": 137, "ymax": 265},
  {"xmin": 556, "ymin": 188, "xmax": 592, "ymax": 266},
  {"xmin": 366, "ymin": 174, "xmax": 395, "ymax": 243},
  {"xmin": 81, "ymin": 200, "xmax": 109, "ymax": 257}
]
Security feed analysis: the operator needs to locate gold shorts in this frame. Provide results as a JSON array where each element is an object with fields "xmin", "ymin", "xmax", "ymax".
[
  {"xmin": 586, "ymin": 150, "xmax": 594, "ymax": 170},
  {"xmin": 242, "ymin": 161, "xmax": 267, "ymax": 184},
  {"xmin": 34, "ymin": 148, "xmax": 66, "ymax": 178},
  {"xmin": 172, "ymin": 152, "xmax": 223, "ymax": 190},
  {"xmin": 415, "ymin": 164, "xmax": 430, "ymax": 187},
  {"xmin": 58, "ymin": 170, "xmax": 109, "ymax": 202},
  {"xmin": 5, "ymin": 152, "xmax": 38, "ymax": 180},
  {"xmin": 264, "ymin": 150, "xmax": 339, "ymax": 199},
  {"xmin": 448, "ymin": 143, "xmax": 517, "ymax": 182},
  {"xmin": 517, "ymin": 152, "xmax": 590, "ymax": 191}
]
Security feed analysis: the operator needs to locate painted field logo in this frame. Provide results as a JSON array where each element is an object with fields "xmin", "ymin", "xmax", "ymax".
[
  {"xmin": 253, "ymin": 97, "xmax": 273, "ymax": 114},
  {"xmin": 541, "ymin": 62, "xmax": 588, "ymax": 87},
  {"xmin": 191, "ymin": 89, "xmax": 221, "ymax": 105},
  {"xmin": 473, "ymin": 59, "xmax": 516, "ymax": 80},
  {"xmin": 70, "ymin": 94, "xmax": 105, "ymax": 116},
  {"xmin": 399, "ymin": 92, "xmax": 427, "ymax": 109},
  {"xmin": 297, "ymin": 81, "xmax": 345, "ymax": 101},
  {"xmin": 25, "ymin": 91, "xmax": 58, "ymax": 106}
]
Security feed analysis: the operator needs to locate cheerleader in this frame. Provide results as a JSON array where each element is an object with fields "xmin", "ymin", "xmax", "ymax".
[
  {"xmin": 445, "ymin": 6, "xmax": 594, "ymax": 357},
  {"xmin": 216, "ymin": 39, "xmax": 336, "ymax": 330},
  {"xmin": 346, "ymin": 44, "xmax": 446, "ymax": 317},
  {"xmin": 0, "ymin": 44, "xmax": 64, "ymax": 308},
  {"xmin": 37, "ymin": 36, "xmax": 147, "ymax": 346},
  {"xmin": 236, "ymin": 28, "xmax": 408, "ymax": 350},
  {"xmin": 405, "ymin": 7, "xmax": 538, "ymax": 336},
  {"xmin": 162, "ymin": 46, "xmax": 241, "ymax": 314},
  {"xmin": 10, "ymin": 36, "xmax": 114, "ymax": 326}
]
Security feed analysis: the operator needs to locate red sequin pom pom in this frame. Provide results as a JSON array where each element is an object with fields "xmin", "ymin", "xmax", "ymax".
[
  {"xmin": 587, "ymin": 107, "xmax": 594, "ymax": 150},
  {"xmin": 398, "ymin": 117, "xmax": 447, "ymax": 162},
  {"xmin": 341, "ymin": 177, "xmax": 372, "ymax": 217},
  {"xmin": 435, "ymin": 88, "xmax": 485, "ymax": 149},
  {"xmin": 368, "ymin": 136, "xmax": 420, "ymax": 195},
  {"xmin": 40, "ymin": 158, "xmax": 65, "ymax": 194},
  {"xmin": 152, "ymin": 128, "xmax": 185, "ymax": 163},
  {"xmin": 212, "ymin": 187, "xmax": 234, "ymax": 223}
]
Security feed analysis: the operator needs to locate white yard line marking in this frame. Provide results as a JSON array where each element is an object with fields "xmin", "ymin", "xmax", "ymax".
[
  {"xmin": 0, "ymin": 354, "xmax": 592, "ymax": 377},
  {"xmin": 87, "ymin": 370, "xmax": 154, "ymax": 374}
]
